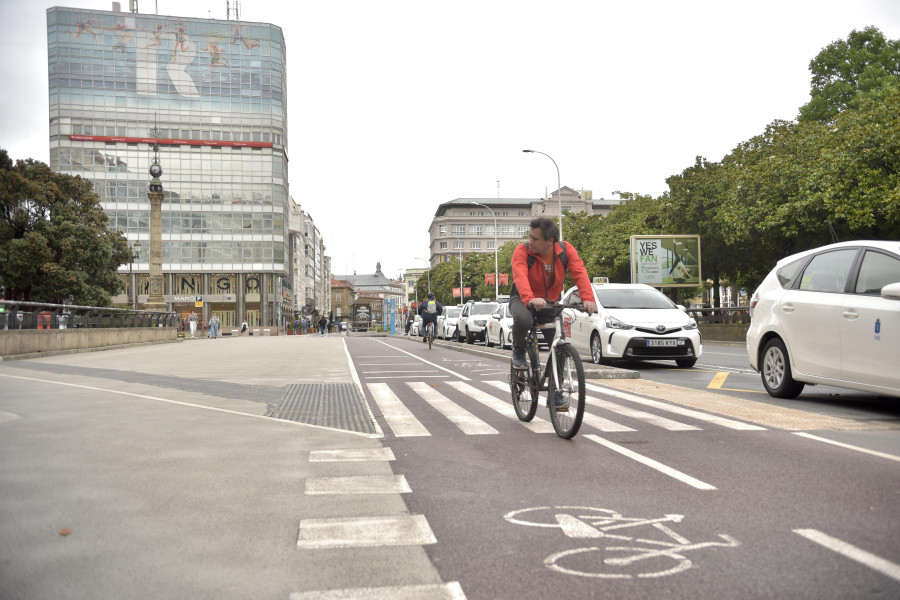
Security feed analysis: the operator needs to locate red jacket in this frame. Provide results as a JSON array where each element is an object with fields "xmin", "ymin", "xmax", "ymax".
[{"xmin": 511, "ymin": 241, "xmax": 596, "ymax": 306}]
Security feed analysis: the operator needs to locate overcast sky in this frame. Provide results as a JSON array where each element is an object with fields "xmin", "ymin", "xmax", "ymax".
[{"xmin": 2, "ymin": 1, "xmax": 899, "ymax": 280}]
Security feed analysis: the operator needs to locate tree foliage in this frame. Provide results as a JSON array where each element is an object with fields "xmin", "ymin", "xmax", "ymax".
[
  {"xmin": 0, "ymin": 149, "xmax": 131, "ymax": 305},
  {"xmin": 799, "ymin": 26, "xmax": 900, "ymax": 123}
]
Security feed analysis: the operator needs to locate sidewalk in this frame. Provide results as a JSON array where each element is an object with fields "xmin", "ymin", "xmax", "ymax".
[{"xmin": 0, "ymin": 334, "xmax": 448, "ymax": 599}]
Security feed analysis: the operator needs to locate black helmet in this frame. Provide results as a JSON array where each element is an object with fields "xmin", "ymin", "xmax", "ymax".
[{"xmin": 427, "ymin": 292, "xmax": 435, "ymax": 299}]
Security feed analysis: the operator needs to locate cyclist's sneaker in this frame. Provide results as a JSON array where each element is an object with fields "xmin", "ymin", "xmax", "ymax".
[
  {"xmin": 512, "ymin": 347, "xmax": 527, "ymax": 370},
  {"xmin": 554, "ymin": 391, "xmax": 569, "ymax": 412}
]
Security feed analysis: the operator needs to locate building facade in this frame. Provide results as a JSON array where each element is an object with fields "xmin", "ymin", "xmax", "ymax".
[
  {"xmin": 288, "ymin": 200, "xmax": 330, "ymax": 322},
  {"xmin": 427, "ymin": 188, "xmax": 625, "ymax": 266},
  {"xmin": 47, "ymin": 6, "xmax": 290, "ymax": 329},
  {"xmin": 334, "ymin": 263, "xmax": 405, "ymax": 329}
]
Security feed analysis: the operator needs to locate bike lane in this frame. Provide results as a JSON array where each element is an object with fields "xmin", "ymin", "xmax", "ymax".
[{"xmin": 348, "ymin": 336, "xmax": 900, "ymax": 599}]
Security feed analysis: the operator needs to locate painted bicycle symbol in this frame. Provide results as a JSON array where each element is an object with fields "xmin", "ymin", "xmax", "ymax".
[{"xmin": 504, "ymin": 506, "xmax": 740, "ymax": 579}]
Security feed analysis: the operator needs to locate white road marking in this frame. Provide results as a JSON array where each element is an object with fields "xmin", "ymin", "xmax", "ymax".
[
  {"xmin": 585, "ymin": 394, "xmax": 700, "ymax": 431},
  {"xmin": 367, "ymin": 383, "xmax": 430, "ymax": 437},
  {"xmin": 305, "ymin": 475, "xmax": 411, "ymax": 495},
  {"xmin": 448, "ymin": 381, "xmax": 555, "ymax": 433},
  {"xmin": 585, "ymin": 434, "xmax": 717, "ymax": 490},
  {"xmin": 371, "ymin": 339, "xmax": 470, "ymax": 380},
  {"xmin": 793, "ymin": 529, "xmax": 900, "ymax": 582},
  {"xmin": 297, "ymin": 515, "xmax": 437, "ymax": 549},
  {"xmin": 407, "ymin": 382, "xmax": 498, "ymax": 435},
  {"xmin": 0, "ymin": 374, "xmax": 383, "ymax": 438},
  {"xmin": 309, "ymin": 448, "xmax": 395, "ymax": 462},
  {"xmin": 289, "ymin": 582, "xmax": 466, "ymax": 600},
  {"xmin": 793, "ymin": 432, "xmax": 900, "ymax": 463},
  {"xmin": 587, "ymin": 383, "xmax": 765, "ymax": 430}
]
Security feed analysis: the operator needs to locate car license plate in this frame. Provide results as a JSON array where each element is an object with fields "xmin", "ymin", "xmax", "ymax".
[{"xmin": 647, "ymin": 339, "xmax": 677, "ymax": 347}]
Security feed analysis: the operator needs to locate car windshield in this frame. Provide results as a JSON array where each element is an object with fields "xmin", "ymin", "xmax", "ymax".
[
  {"xmin": 445, "ymin": 308, "xmax": 461, "ymax": 318},
  {"xmin": 473, "ymin": 304, "xmax": 496, "ymax": 315},
  {"xmin": 595, "ymin": 288, "xmax": 675, "ymax": 309}
]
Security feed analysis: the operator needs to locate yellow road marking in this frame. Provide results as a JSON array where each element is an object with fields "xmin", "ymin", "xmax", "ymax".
[
  {"xmin": 707, "ymin": 371, "xmax": 768, "ymax": 394},
  {"xmin": 708, "ymin": 372, "xmax": 729, "ymax": 389}
]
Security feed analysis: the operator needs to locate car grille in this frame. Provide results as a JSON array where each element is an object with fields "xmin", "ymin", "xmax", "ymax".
[{"xmin": 635, "ymin": 326, "xmax": 683, "ymax": 335}]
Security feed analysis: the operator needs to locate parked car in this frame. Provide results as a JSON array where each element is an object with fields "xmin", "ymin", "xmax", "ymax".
[
  {"xmin": 437, "ymin": 306, "xmax": 462, "ymax": 340},
  {"xmin": 410, "ymin": 314, "xmax": 422, "ymax": 337},
  {"xmin": 456, "ymin": 300, "xmax": 499, "ymax": 344},
  {"xmin": 486, "ymin": 303, "xmax": 514, "ymax": 348},
  {"xmin": 746, "ymin": 240, "xmax": 900, "ymax": 399},
  {"xmin": 561, "ymin": 283, "xmax": 702, "ymax": 367}
]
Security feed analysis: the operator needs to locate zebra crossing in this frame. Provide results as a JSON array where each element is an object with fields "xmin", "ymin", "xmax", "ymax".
[{"xmin": 366, "ymin": 379, "xmax": 766, "ymax": 438}]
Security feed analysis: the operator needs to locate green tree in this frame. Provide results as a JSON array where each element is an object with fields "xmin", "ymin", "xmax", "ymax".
[
  {"xmin": 799, "ymin": 26, "xmax": 900, "ymax": 123},
  {"xmin": 0, "ymin": 149, "xmax": 131, "ymax": 304}
]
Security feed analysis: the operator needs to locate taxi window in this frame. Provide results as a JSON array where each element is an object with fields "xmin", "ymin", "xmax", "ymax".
[
  {"xmin": 855, "ymin": 250, "xmax": 900, "ymax": 295},
  {"xmin": 798, "ymin": 249, "xmax": 857, "ymax": 293}
]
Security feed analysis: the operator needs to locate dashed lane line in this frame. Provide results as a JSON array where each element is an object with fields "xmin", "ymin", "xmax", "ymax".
[
  {"xmin": 793, "ymin": 432, "xmax": 900, "ymax": 463},
  {"xmin": 297, "ymin": 515, "xmax": 437, "ymax": 550},
  {"xmin": 585, "ymin": 434, "xmax": 718, "ymax": 491},
  {"xmin": 794, "ymin": 529, "xmax": 900, "ymax": 582},
  {"xmin": 289, "ymin": 582, "xmax": 466, "ymax": 600}
]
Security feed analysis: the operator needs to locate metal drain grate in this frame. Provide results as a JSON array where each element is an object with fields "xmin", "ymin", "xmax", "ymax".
[{"xmin": 268, "ymin": 383, "xmax": 376, "ymax": 434}]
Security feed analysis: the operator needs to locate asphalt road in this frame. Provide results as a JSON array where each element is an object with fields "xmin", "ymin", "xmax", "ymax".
[{"xmin": 351, "ymin": 335, "xmax": 900, "ymax": 599}]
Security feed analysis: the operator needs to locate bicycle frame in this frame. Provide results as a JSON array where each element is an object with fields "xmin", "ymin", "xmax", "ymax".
[{"xmin": 527, "ymin": 307, "xmax": 571, "ymax": 397}]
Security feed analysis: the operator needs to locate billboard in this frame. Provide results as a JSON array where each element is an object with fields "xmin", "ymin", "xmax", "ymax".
[{"xmin": 630, "ymin": 235, "xmax": 701, "ymax": 288}]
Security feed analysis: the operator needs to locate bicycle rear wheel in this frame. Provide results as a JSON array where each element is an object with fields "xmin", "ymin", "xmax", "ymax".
[
  {"xmin": 510, "ymin": 346, "xmax": 538, "ymax": 422},
  {"xmin": 547, "ymin": 344, "xmax": 586, "ymax": 439},
  {"xmin": 428, "ymin": 324, "xmax": 433, "ymax": 349}
]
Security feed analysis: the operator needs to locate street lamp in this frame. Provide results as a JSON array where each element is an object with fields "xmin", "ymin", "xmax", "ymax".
[
  {"xmin": 452, "ymin": 235, "xmax": 464, "ymax": 303},
  {"xmin": 130, "ymin": 241, "xmax": 142, "ymax": 310},
  {"xmin": 522, "ymin": 149, "xmax": 563, "ymax": 242},
  {"xmin": 468, "ymin": 202, "xmax": 498, "ymax": 300},
  {"xmin": 415, "ymin": 257, "xmax": 431, "ymax": 295}
]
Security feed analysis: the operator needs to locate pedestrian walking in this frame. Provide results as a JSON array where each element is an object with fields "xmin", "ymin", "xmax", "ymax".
[
  {"xmin": 317, "ymin": 316, "xmax": 328, "ymax": 336},
  {"xmin": 209, "ymin": 313, "xmax": 220, "ymax": 339},
  {"xmin": 188, "ymin": 310, "xmax": 198, "ymax": 338},
  {"xmin": 240, "ymin": 320, "xmax": 249, "ymax": 336}
]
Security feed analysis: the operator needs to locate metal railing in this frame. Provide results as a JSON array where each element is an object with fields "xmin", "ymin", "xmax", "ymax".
[
  {"xmin": 686, "ymin": 306, "xmax": 751, "ymax": 325},
  {"xmin": 0, "ymin": 300, "xmax": 177, "ymax": 330}
]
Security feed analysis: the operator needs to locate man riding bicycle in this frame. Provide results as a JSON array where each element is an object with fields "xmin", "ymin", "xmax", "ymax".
[
  {"xmin": 510, "ymin": 217, "xmax": 597, "ymax": 370},
  {"xmin": 417, "ymin": 291, "xmax": 444, "ymax": 343}
]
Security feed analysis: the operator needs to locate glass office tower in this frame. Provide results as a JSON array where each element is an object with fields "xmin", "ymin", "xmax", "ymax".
[{"xmin": 47, "ymin": 6, "xmax": 289, "ymax": 329}]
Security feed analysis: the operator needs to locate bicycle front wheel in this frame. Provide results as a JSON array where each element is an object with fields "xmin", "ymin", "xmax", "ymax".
[
  {"xmin": 510, "ymin": 361, "xmax": 538, "ymax": 422},
  {"xmin": 547, "ymin": 344, "xmax": 586, "ymax": 439}
]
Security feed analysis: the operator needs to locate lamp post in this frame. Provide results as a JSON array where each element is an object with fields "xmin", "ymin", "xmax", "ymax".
[
  {"xmin": 452, "ymin": 235, "xmax": 464, "ymax": 303},
  {"xmin": 130, "ymin": 241, "xmax": 142, "ymax": 310},
  {"xmin": 522, "ymin": 149, "xmax": 563, "ymax": 242},
  {"xmin": 468, "ymin": 202, "xmax": 498, "ymax": 300}
]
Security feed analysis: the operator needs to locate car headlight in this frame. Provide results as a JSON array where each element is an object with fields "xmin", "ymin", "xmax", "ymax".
[
  {"xmin": 684, "ymin": 318, "xmax": 698, "ymax": 330},
  {"xmin": 474, "ymin": 319, "xmax": 486, "ymax": 326},
  {"xmin": 604, "ymin": 315, "xmax": 633, "ymax": 330}
]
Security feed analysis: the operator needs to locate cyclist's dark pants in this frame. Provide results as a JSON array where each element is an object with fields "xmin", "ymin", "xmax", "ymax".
[
  {"xmin": 510, "ymin": 296, "xmax": 555, "ymax": 349},
  {"xmin": 422, "ymin": 316, "xmax": 438, "ymax": 337}
]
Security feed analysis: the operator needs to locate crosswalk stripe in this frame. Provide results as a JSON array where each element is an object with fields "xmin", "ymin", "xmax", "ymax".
[
  {"xmin": 297, "ymin": 515, "xmax": 437, "ymax": 549},
  {"xmin": 367, "ymin": 383, "xmax": 430, "ymax": 437},
  {"xmin": 309, "ymin": 448, "xmax": 396, "ymax": 462},
  {"xmin": 406, "ymin": 382, "xmax": 498, "ymax": 435},
  {"xmin": 289, "ymin": 582, "xmax": 467, "ymax": 600},
  {"xmin": 585, "ymin": 394, "xmax": 701, "ymax": 431},
  {"xmin": 447, "ymin": 381, "xmax": 555, "ymax": 433},
  {"xmin": 586, "ymin": 383, "xmax": 766, "ymax": 430},
  {"xmin": 305, "ymin": 475, "xmax": 412, "ymax": 495},
  {"xmin": 478, "ymin": 380, "xmax": 636, "ymax": 433}
]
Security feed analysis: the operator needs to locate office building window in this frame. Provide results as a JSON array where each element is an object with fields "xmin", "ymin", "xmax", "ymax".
[
  {"xmin": 439, "ymin": 241, "xmax": 448, "ymax": 250},
  {"xmin": 453, "ymin": 240, "xmax": 464, "ymax": 250},
  {"xmin": 469, "ymin": 225, "xmax": 482, "ymax": 236},
  {"xmin": 451, "ymin": 224, "xmax": 465, "ymax": 235},
  {"xmin": 487, "ymin": 241, "xmax": 495, "ymax": 250},
  {"xmin": 518, "ymin": 225, "xmax": 529, "ymax": 236},
  {"xmin": 471, "ymin": 241, "xmax": 481, "ymax": 250},
  {"xmin": 502, "ymin": 225, "xmax": 515, "ymax": 236},
  {"xmin": 439, "ymin": 225, "xmax": 447, "ymax": 237}
]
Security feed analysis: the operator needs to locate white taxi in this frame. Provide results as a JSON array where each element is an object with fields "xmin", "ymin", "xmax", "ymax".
[{"xmin": 562, "ymin": 283, "xmax": 702, "ymax": 367}]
